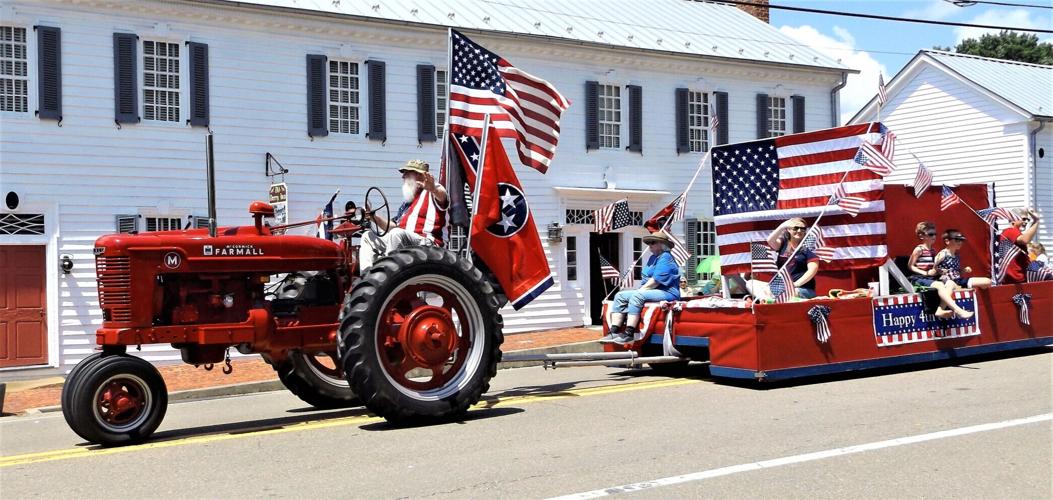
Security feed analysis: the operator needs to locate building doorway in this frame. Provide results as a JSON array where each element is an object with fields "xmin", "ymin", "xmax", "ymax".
[
  {"xmin": 589, "ymin": 232, "xmax": 620, "ymax": 325},
  {"xmin": 0, "ymin": 245, "xmax": 48, "ymax": 367}
]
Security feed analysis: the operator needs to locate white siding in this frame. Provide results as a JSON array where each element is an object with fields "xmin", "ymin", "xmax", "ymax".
[
  {"xmin": 0, "ymin": 0, "xmax": 837, "ymax": 369},
  {"xmin": 870, "ymin": 65, "xmax": 1031, "ymax": 211},
  {"xmin": 1033, "ymin": 127, "xmax": 1053, "ymax": 250}
]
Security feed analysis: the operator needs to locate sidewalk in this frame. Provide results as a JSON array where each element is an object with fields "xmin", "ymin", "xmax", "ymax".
[{"xmin": 0, "ymin": 327, "xmax": 601, "ymax": 416}]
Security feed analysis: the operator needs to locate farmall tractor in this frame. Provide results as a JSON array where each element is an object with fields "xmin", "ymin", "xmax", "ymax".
[{"xmin": 61, "ymin": 141, "xmax": 504, "ymax": 446}]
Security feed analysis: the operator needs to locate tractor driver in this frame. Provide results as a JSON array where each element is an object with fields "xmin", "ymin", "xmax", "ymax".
[{"xmin": 359, "ymin": 159, "xmax": 449, "ymax": 272}]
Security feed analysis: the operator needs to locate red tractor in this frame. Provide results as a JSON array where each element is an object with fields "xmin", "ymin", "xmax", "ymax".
[{"xmin": 62, "ymin": 173, "xmax": 505, "ymax": 446}]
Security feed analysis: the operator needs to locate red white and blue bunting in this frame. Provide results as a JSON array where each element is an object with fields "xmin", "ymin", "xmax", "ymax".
[
  {"xmin": 808, "ymin": 305, "xmax": 832, "ymax": 344},
  {"xmin": 1012, "ymin": 293, "xmax": 1031, "ymax": 326}
]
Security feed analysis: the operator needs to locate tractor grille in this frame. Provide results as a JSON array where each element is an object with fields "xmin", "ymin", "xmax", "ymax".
[{"xmin": 96, "ymin": 255, "xmax": 132, "ymax": 322}]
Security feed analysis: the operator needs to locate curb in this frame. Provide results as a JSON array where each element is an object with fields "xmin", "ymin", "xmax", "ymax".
[{"xmin": 20, "ymin": 340, "xmax": 603, "ymax": 414}]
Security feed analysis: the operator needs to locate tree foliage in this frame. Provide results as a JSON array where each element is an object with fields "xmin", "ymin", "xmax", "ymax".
[{"xmin": 934, "ymin": 31, "xmax": 1053, "ymax": 65}]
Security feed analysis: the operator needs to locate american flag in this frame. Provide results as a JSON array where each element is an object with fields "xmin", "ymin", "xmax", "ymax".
[
  {"xmin": 877, "ymin": 74, "xmax": 888, "ymax": 106},
  {"xmin": 913, "ymin": 161, "xmax": 933, "ymax": 198},
  {"xmin": 940, "ymin": 186, "xmax": 961, "ymax": 211},
  {"xmin": 831, "ymin": 183, "xmax": 867, "ymax": 217},
  {"xmin": 448, "ymin": 30, "xmax": 570, "ymax": 174},
  {"xmin": 750, "ymin": 242, "xmax": 778, "ymax": 273},
  {"xmin": 769, "ymin": 267, "xmax": 794, "ymax": 303},
  {"xmin": 598, "ymin": 254, "xmax": 620, "ymax": 280},
  {"xmin": 595, "ymin": 199, "xmax": 631, "ymax": 233},
  {"xmin": 667, "ymin": 232, "xmax": 690, "ymax": 268},
  {"xmin": 977, "ymin": 207, "xmax": 1020, "ymax": 225},
  {"xmin": 880, "ymin": 126, "xmax": 896, "ymax": 161},
  {"xmin": 993, "ymin": 235, "xmax": 1024, "ymax": 284},
  {"xmin": 856, "ymin": 141, "xmax": 896, "ymax": 177},
  {"xmin": 618, "ymin": 270, "xmax": 635, "ymax": 289},
  {"xmin": 712, "ymin": 123, "xmax": 888, "ymax": 274},
  {"xmin": 804, "ymin": 225, "xmax": 836, "ymax": 262},
  {"xmin": 710, "ymin": 107, "xmax": 720, "ymax": 134},
  {"xmin": 1027, "ymin": 261, "xmax": 1053, "ymax": 282}
]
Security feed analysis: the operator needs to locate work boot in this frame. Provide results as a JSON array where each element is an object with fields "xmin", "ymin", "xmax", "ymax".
[
  {"xmin": 613, "ymin": 327, "xmax": 637, "ymax": 344},
  {"xmin": 599, "ymin": 326, "xmax": 623, "ymax": 343}
]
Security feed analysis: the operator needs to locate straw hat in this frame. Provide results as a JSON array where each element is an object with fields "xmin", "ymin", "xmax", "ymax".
[
  {"xmin": 399, "ymin": 159, "xmax": 430, "ymax": 174},
  {"xmin": 642, "ymin": 230, "xmax": 675, "ymax": 248}
]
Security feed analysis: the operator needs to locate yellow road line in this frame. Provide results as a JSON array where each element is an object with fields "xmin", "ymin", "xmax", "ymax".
[{"xmin": 1, "ymin": 378, "xmax": 699, "ymax": 468}]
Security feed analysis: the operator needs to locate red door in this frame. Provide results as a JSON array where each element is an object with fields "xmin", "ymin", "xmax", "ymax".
[{"xmin": 0, "ymin": 246, "xmax": 48, "ymax": 367}]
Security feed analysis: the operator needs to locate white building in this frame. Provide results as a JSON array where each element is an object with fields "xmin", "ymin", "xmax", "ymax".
[
  {"xmin": 0, "ymin": 0, "xmax": 853, "ymax": 372},
  {"xmin": 850, "ymin": 50, "xmax": 1051, "ymax": 246}
]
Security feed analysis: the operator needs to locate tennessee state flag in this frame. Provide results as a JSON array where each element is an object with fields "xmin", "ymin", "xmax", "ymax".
[{"xmin": 471, "ymin": 126, "xmax": 554, "ymax": 310}]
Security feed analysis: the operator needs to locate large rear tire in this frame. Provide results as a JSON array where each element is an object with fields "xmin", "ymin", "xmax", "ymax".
[
  {"xmin": 277, "ymin": 350, "xmax": 359, "ymax": 409},
  {"xmin": 66, "ymin": 355, "xmax": 167, "ymax": 446},
  {"xmin": 339, "ymin": 246, "xmax": 503, "ymax": 423}
]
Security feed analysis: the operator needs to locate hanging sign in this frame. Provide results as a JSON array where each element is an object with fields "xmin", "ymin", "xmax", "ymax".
[
  {"xmin": 269, "ymin": 182, "xmax": 288, "ymax": 232},
  {"xmin": 872, "ymin": 290, "xmax": 980, "ymax": 347}
]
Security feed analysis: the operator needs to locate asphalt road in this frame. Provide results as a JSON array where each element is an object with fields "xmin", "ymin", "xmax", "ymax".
[{"xmin": 1, "ymin": 350, "xmax": 1050, "ymax": 499}]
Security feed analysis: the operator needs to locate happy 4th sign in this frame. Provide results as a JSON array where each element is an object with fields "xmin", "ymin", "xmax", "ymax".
[{"xmin": 872, "ymin": 290, "xmax": 980, "ymax": 347}]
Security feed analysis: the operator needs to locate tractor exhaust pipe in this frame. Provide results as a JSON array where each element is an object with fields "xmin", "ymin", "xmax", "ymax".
[{"xmin": 205, "ymin": 133, "xmax": 217, "ymax": 237}]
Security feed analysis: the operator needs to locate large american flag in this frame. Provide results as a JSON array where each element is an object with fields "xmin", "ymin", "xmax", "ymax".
[
  {"xmin": 595, "ymin": 199, "xmax": 631, "ymax": 233},
  {"xmin": 448, "ymin": 30, "xmax": 570, "ymax": 174},
  {"xmin": 712, "ymin": 123, "xmax": 888, "ymax": 274}
]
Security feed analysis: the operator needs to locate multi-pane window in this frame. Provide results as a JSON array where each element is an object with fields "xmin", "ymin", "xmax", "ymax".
[
  {"xmin": 697, "ymin": 220, "xmax": 716, "ymax": 257},
  {"xmin": 447, "ymin": 225, "xmax": 467, "ymax": 254},
  {"xmin": 145, "ymin": 217, "xmax": 183, "ymax": 232},
  {"xmin": 436, "ymin": 69, "xmax": 448, "ymax": 138},
  {"xmin": 0, "ymin": 26, "xmax": 28, "ymax": 113},
  {"xmin": 328, "ymin": 60, "xmax": 360, "ymax": 134},
  {"xmin": 768, "ymin": 96, "xmax": 787, "ymax": 137},
  {"xmin": 632, "ymin": 237, "xmax": 643, "ymax": 280},
  {"xmin": 565, "ymin": 209, "xmax": 595, "ymax": 226},
  {"xmin": 566, "ymin": 236, "xmax": 578, "ymax": 281},
  {"xmin": 143, "ymin": 41, "xmax": 181, "ymax": 122},
  {"xmin": 598, "ymin": 84, "xmax": 621, "ymax": 149},
  {"xmin": 688, "ymin": 91, "xmax": 712, "ymax": 153}
]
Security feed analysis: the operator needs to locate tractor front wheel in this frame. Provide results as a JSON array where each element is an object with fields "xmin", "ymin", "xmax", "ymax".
[
  {"xmin": 277, "ymin": 350, "xmax": 359, "ymax": 409},
  {"xmin": 339, "ymin": 246, "xmax": 503, "ymax": 423},
  {"xmin": 65, "ymin": 355, "xmax": 168, "ymax": 446}
]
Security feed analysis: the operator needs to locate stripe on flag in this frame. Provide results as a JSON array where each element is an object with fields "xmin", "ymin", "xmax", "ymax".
[
  {"xmin": 877, "ymin": 74, "xmax": 888, "ymax": 106},
  {"xmin": 598, "ymin": 254, "xmax": 620, "ymax": 280},
  {"xmin": 856, "ymin": 141, "xmax": 896, "ymax": 176},
  {"xmin": 940, "ymin": 186, "xmax": 962, "ymax": 211},
  {"xmin": 913, "ymin": 161, "xmax": 933, "ymax": 198},
  {"xmin": 750, "ymin": 242, "xmax": 778, "ymax": 273}
]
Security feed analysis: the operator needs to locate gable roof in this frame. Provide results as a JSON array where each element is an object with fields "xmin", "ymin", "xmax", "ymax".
[
  {"xmin": 851, "ymin": 49, "xmax": 1052, "ymax": 122},
  {"xmin": 195, "ymin": 0, "xmax": 852, "ymax": 72}
]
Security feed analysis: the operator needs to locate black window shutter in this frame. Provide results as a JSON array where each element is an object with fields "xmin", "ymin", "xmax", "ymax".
[
  {"xmin": 367, "ymin": 60, "xmax": 386, "ymax": 142},
  {"xmin": 675, "ymin": 88, "xmax": 689, "ymax": 153},
  {"xmin": 36, "ymin": 26, "xmax": 61, "ymax": 121},
  {"xmin": 627, "ymin": 85, "xmax": 642, "ymax": 153},
  {"xmin": 113, "ymin": 33, "xmax": 138, "ymax": 124},
  {"xmin": 686, "ymin": 219, "xmax": 699, "ymax": 282},
  {"xmin": 306, "ymin": 54, "xmax": 328, "ymax": 138},
  {"xmin": 417, "ymin": 64, "xmax": 436, "ymax": 143},
  {"xmin": 756, "ymin": 93, "xmax": 769, "ymax": 139},
  {"xmin": 187, "ymin": 42, "xmax": 209, "ymax": 127},
  {"xmin": 792, "ymin": 95, "xmax": 805, "ymax": 133},
  {"xmin": 714, "ymin": 91, "xmax": 729, "ymax": 145},
  {"xmin": 585, "ymin": 81, "xmax": 599, "ymax": 150}
]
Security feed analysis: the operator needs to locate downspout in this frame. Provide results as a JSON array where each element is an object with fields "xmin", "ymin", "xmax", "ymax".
[
  {"xmin": 1028, "ymin": 118, "xmax": 1047, "ymax": 210},
  {"xmin": 830, "ymin": 71, "xmax": 848, "ymax": 127}
]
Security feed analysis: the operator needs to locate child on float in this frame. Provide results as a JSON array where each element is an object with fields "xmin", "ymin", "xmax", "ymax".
[
  {"xmin": 933, "ymin": 228, "xmax": 993, "ymax": 318},
  {"xmin": 906, "ymin": 222, "xmax": 971, "ymax": 319}
]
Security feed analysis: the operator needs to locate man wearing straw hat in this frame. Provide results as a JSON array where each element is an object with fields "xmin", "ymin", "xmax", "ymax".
[
  {"xmin": 601, "ymin": 230, "xmax": 681, "ymax": 344},
  {"xmin": 359, "ymin": 159, "xmax": 449, "ymax": 272}
]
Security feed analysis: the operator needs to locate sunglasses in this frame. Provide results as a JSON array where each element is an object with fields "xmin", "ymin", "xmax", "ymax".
[
  {"xmin": 948, "ymin": 236, "xmax": 966, "ymax": 241},
  {"xmin": 789, "ymin": 226, "xmax": 807, "ymax": 232},
  {"xmin": 923, "ymin": 232, "xmax": 937, "ymax": 237}
]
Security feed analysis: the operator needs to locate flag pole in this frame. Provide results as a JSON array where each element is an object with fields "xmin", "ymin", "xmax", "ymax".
[
  {"xmin": 465, "ymin": 114, "xmax": 492, "ymax": 263},
  {"xmin": 439, "ymin": 27, "xmax": 453, "ymax": 188}
]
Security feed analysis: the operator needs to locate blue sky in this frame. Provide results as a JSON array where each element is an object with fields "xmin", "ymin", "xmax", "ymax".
[{"xmin": 769, "ymin": 0, "xmax": 1052, "ymax": 123}]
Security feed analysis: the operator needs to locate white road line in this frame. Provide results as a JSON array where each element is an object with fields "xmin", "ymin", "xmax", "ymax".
[{"xmin": 551, "ymin": 413, "xmax": 1053, "ymax": 499}]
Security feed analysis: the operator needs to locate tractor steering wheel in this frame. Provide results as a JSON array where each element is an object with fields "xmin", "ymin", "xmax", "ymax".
[{"xmin": 364, "ymin": 187, "xmax": 391, "ymax": 238}]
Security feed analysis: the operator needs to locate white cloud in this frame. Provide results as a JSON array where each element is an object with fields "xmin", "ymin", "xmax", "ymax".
[
  {"xmin": 901, "ymin": 0, "xmax": 961, "ymax": 22},
  {"xmin": 954, "ymin": 8, "xmax": 1053, "ymax": 44},
  {"xmin": 778, "ymin": 24, "xmax": 888, "ymax": 125}
]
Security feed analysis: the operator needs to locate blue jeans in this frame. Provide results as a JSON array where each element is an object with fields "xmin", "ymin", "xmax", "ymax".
[
  {"xmin": 796, "ymin": 287, "xmax": 817, "ymax": 299},
  {"xmin": 611, "ymin": 289, "xmax": 680, "ymax": 315}
]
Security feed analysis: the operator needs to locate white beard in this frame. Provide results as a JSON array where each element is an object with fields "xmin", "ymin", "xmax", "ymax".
[{"xmin": 402, "ymin": 179, "xmax": 420, "ymax": 202}]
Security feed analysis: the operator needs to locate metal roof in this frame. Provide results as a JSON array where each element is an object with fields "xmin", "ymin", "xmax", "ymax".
[
  {"xmin": 205, "ymin": 0, "xmax": 851, "ymax": 72},
  {"xmin": 924, "ymin": 50, "xmax": 1052, "ymax": 118}
]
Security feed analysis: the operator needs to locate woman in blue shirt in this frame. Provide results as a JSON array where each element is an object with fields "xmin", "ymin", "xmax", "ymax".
[
  {"xmin": 601, "ymin": 231, "xmax": 681, "ymax": 344},
  {"xmin": 766, "ymin": 217, "xmax": 820, "ymax": 299}
]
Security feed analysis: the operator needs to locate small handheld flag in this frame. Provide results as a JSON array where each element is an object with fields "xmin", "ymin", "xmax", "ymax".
[{"xmin": 940, "ymin": 186, "xmax": 961, "ymax": 211}]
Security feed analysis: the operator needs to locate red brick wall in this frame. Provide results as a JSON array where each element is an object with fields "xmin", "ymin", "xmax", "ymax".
[{"xmin": 736, "ymin": 0, "xmax": 770, "ymax": 23}]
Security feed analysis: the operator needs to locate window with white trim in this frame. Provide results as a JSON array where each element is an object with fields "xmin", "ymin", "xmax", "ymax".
[
  {"xmin": 768, "ymin": 96, "xmax": 786, "ymax": 137},
  {"xmin": 0, "ymin": 26, "xmax": 29, "ymax": 113},
  {"xmin": 328, "ymin": 60, "xmax": 360, "ymax": 134},
  {"xmin": 632, "ymin": 237, "xmax": 643, "ymax": 280},
  {"xmin": 143, "ymin": 40, "xmax": 181, "ymax": 122},
  {"xmin": 688, "ymin": 91, "xmax": 712, "ymax": 153},
  {"xmin": 436, "ymin": 69, "xmax": 448, "ymax": 138},
  {"xmin": 566, "ymin": 236, "xmax": 578, "ymax": 281},
  {"xmin": 598, "ymin": 84, "xmax": 621, "ymax": 149}
]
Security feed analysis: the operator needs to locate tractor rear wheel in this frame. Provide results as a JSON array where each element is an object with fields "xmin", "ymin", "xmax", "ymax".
[
  {"xmin": 277, "ymin": 350, "xmax": 359, "ymax": 409},
  {"xmin": 66, "ymin": 355, "xmax": 167, "ymax": 446},
  {"xmin": 339, "ymin": 246, "xmax": 503, "ymax": 423}
]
